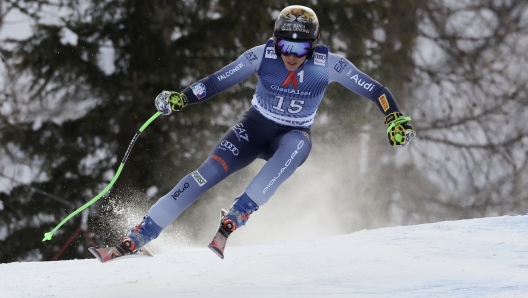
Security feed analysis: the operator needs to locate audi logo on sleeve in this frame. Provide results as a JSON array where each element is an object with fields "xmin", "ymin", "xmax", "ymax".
[{"xmin": 219, "ymin": 140, "xmax": 239, "ymax": 156}]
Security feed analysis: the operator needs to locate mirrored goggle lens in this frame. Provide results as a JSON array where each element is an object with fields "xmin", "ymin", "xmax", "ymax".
[{"xmin": 276, "ymin": 39, "xmax": 312, "ymax": 57}]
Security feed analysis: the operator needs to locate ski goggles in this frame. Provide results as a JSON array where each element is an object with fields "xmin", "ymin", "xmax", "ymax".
[{"xmin": 275, "ymin": 38, "xmax": 313, "ymax": 58}]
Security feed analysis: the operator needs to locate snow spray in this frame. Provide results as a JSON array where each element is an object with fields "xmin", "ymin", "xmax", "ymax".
[{"xmin": 42, "ymin": 112, "xmax": 162, "ymax": 242}]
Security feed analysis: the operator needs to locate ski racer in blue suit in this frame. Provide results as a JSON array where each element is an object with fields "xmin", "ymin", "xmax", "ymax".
[{"xmin": 117, "ymin": 5, "xmax": 416, "ymax": 256}]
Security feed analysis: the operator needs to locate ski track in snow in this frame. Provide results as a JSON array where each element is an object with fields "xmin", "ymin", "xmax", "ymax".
[{"xmin": 1, "ymin": 215, "xmax": 528, "ymax": 298}]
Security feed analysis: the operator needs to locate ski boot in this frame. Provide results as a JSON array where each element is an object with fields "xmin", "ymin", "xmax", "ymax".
[
  {"xmin": 121, "ymin": 214, "xmax": 163, "ymax": 253},
  {"xmin": 208, "ymin": 193, "xmax": 259, "ymax": 259},
  {"xmin": 89, "ymin": 215, "xmax": 162, "ymax": 263}
]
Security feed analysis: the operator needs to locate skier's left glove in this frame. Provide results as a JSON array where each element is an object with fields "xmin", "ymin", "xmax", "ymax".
[
  {"xmin": 155, "ymin": 91, "xmax": 188, "ymax": 115},
  {"xmin": 384, "ymin": 112, "xmax": 416, "ymax": 147}
]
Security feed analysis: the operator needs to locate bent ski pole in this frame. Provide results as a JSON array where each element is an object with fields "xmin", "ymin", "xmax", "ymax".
[{"xmin": 43, "ymin": 111, "xmax": 162, "ymax": 242}]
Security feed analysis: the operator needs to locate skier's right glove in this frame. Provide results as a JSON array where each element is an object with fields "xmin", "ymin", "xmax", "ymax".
[
  {"xmin": 155, "ymin": 91, "xmax": 188, "ymax": 115},
  {"xmin": 384, "ymin": 112, "xmax": 416, "ymax": 147}
]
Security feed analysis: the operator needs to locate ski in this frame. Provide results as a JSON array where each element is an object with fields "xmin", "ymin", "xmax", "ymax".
[
  {"xmin": 208, "ymin": 209, "xmax": 231, "ymax": 259},
  {"xmin": 88, "ymin": 246, "xmax": 153, "ymax": 263}
]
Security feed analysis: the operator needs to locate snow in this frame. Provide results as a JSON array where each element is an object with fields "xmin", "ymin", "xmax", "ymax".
[
  {"xmin": 59, "ymin": 27, "xmax": 78, "ymax": 46},
  {"xmin": 1, "ymin": 215, "xmax": 527, "ymax": 297},
  {"xmin": 0, "ymin": 8, "xmax": 33, "ymax": 42}
]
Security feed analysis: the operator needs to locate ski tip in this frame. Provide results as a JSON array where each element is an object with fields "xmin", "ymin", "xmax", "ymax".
[
  {"xmin": 88, "ymin": 247, "xmax": 103, "ymax": 262},
  {"xmin": 208, "ymin": 245, "xmax": 225, "ymax": 260}
]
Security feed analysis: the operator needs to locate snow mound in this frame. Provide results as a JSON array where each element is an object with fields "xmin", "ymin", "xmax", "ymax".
[{"xmin": 1, "ymin": 215, "xmax": 527, "ymax": 297}]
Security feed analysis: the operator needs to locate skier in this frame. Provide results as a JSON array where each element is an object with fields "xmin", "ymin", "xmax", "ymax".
[{"xmin": 96, "ymin": 5, "xmax": 415, "ymax": 260}]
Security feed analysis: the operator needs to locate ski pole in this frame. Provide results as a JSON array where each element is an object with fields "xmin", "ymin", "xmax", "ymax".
[{"xmin": 42, "ymin": 111, "xmax": 162, "ymax": 242}]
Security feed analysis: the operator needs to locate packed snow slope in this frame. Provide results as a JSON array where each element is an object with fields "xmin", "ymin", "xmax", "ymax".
[{"xmin": 1, "ymin": 215, "xmax": 528, "ymax": 298}]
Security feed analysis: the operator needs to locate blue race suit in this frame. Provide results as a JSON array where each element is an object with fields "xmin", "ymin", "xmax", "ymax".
[{"xmin": 148, "ymin": 39, "xmax": 402, "ymax": 229}]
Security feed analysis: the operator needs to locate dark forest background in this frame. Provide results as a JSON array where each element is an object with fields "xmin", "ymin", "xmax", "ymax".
[{"xmin": 1, "ymin": 0, "xmax": 527, "ymax": 262}]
